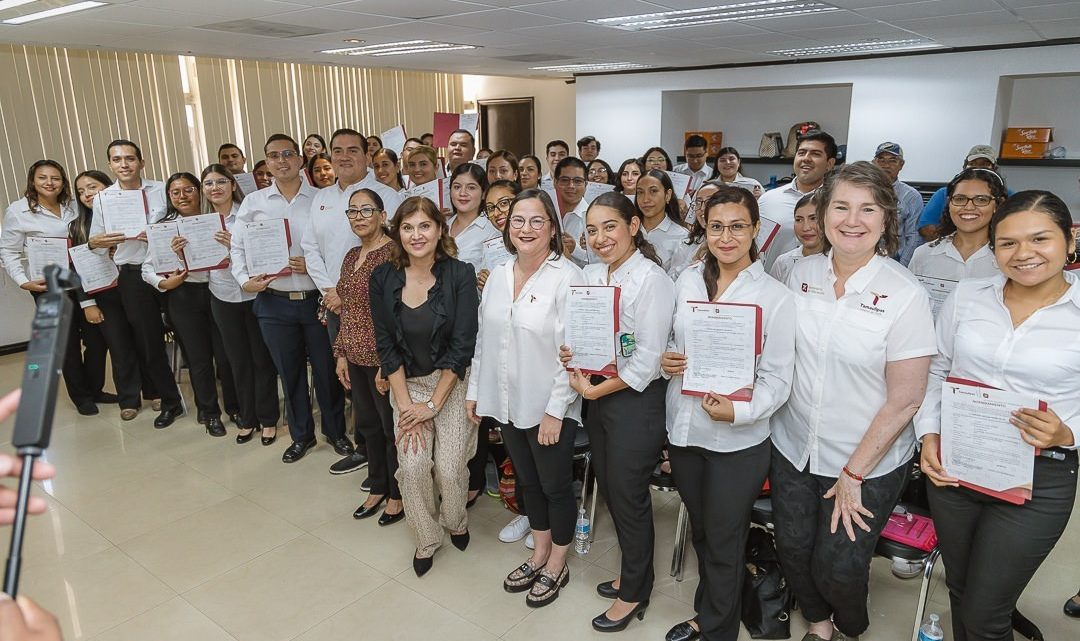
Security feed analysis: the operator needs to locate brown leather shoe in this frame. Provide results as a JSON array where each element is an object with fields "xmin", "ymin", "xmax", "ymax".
[{"xmin": 120, "ymin": 408, "xmax": 138, "ymax": 421}]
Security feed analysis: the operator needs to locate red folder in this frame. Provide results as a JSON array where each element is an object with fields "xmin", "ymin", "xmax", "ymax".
[
  {"xmin": 567, "ymin": 286, "xmax": 620, "ymax": 377},
  {"xmin": 432, "ymin": 113, "xmax": 460, "ymax": 148},
  {"xmin": 681, "ymin": 301, "xmax": 762, "ymax": 401}
]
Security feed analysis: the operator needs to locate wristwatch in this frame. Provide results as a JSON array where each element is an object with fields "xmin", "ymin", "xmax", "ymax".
[{"xmin": 426, "ymin": 400, "xmax": 438, "ymax": 414}]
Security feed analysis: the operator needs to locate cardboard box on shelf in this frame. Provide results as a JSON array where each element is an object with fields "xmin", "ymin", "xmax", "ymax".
[
  {"xmin": 684, "ymin": 131, "xmax": 723, "ymax": 157},
  {"xmin": 1000, "ymin": 142, "xmax": 1050, "ymax": 159},
  {"xmin": 1004, "ymin": 127, "xmax": 1053, "ymax": 143}
]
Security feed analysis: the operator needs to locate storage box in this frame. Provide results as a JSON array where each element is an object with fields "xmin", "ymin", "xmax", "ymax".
[
  {"xmin": 1005, "ymin": 127, "xmax": 1053, "ymax": 143},
  {"xmin": 1000, "ymin": 142, "xmax": 1049, "ymax": 159}
]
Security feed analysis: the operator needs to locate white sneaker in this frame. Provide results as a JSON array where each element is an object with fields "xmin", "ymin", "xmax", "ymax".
[
  {"xmin": 525, "ymin": 533, "xmax": 535, "ymax": 550},
  {"xmin": 499, "ymin": 515, "xmax": 531, "ymax": 543},
  {"xmin": 891, "ymin": 557, "xmax": 924, "ymax": 579}
]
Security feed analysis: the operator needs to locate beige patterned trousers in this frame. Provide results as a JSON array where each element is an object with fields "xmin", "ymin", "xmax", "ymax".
[{"xmin": 392, "ymin": 369, "xmax": 476, "ymax": 558}]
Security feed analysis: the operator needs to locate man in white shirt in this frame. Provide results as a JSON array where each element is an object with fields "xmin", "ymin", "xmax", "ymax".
[
  {"xmin": 217, "ymin": 143, "xmax": 246, "ymax": 175},
  {"xmin": 871, "ymin": 142, "xmax": 924, "ymax": 266},
  {"xmin": 231, "ymin": 133, "xmax": 351, "ymax": 465},
  {"xmin": 672, "ymin": 134, "xmax": 712, "ymax": 189},
  {"xmin": 577, "ymin": 136, "xmax": 600, "ymax": 162},
  {"xmin": 544, "ymin": 140, "xmax": 570, "ymax": 185},
  {"xmin": 446, "ymin": 129, "xmax": 476, "ymax": 174},
  {"xmin": 758, "ymin": 130, "xmax": 837, "ymax": 269},
  {"xmin": 552, "ymin": 157, "xmax": 593, "ymax": 267}
]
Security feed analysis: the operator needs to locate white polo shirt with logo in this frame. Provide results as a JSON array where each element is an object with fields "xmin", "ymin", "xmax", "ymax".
[{"xmin": 772, "ymin": 251, "xmax": 936, "ymax": 478}]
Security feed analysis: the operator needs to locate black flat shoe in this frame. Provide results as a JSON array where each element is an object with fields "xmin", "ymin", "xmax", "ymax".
[
  {"xmin": 282, "ymin": 438, "xmax": 316, "ymax": 463},
  {"xmin": 94, "ymin": 392, "xmax": 119, "ymax": 404},
  {"xmin": 596, "ymin": 580, "xmax": 619, "ymax": 599},
  {"xmin": 154, "ymin": 406, "xmax": 184, "ymax": 429},
  {"xmin": 465, "ymin": 491, "xmax": 480, "ymax": 508},
  {"xmin": 378, "ymin": 509, "xmax": 405, "ymax": 526},
  {"xmin": 353, "ymin": 496, "xmax": 387, "ymax": 520},
  {"xmin": 329, "ymin": 436, "xmax": 355, "ymax": 456},
  {"xmin": 329, "ymin": 451, "xmax": 368, "ymax": 475},
  {"xmin": 591, "ymin": 600, "xmax": 649, "ymax": 633},
  {"xmin": 76, "ymin": 401, "xmax": 99, "ymax": 416},
  {"xmin": 666, "ymin": 620, "xmax": 700, "ymax": 641},
  {"xmin": 450, "ymin": 530, "xmax": 470, "ymax": 551},
  {"xmin": 413, "ymin": 552, "xmax": 433, "ymax": 577},
  {"xmin": 261, "ymin": 426, "xmax": 277, "ymax": 446},
  {"xmin": 1064, "ymin": 593, "xmax": 1080, "ymax": 618},
  {"xmin": 205, "ymin": 417, "xmax": 227, "ymax": 437},
  {"xmin": 236, "ymin": 427, "xmax": 256, "ymax": 444},
  {"xmin": 1012, "ymin": 609, "xmax": 1044, "ymax": 641}
]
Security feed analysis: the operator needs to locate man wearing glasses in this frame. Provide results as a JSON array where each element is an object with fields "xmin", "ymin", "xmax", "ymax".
[
  {"xmin": 552, "ymin": 157, "xmax": 593, "ymax": 267},
  {"xmin": 871, "ymin": 142, "xmax": 924, "ymax": 266},
  {"xmin": 673, "ymin": 135, "xmax": 712, "ymax": 189}
]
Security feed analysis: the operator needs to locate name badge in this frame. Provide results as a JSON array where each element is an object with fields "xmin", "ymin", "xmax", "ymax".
[{"xmin": 619, "ymin": 333, "xmax": 636, "ymax": 357}]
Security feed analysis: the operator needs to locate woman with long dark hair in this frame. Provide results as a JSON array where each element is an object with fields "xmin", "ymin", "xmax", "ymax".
[
  {"xmin": 635, "ymin": 169, "xmax": 688, "ymax": 274},
  {"xmin": 371, "ymin": 148, "xmax": 406, "ymax": 192}
]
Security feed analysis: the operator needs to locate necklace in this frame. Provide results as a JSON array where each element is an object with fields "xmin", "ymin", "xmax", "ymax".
[{"xmin": 1005, "ymin": 278, "xmax": 1069, "ymax": 327}]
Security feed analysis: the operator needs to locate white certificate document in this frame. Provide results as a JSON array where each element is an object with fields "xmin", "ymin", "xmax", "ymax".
[
  {"xmin": 917, "ymin": 275, "xmax": 958, "ymax": 320},
  {"xmin": 97, "ymin": 190, "xmax": 149, "ymax": 238},
  {"xmin": 146, "ymin": 222, "xmax": 182, "ymax": 275},
  {"xmin": 234, "ymin": 172, "xmax": 259, "ymax": 196},
  {"xmin": 25, "ymin": 237, "xmax": 70, "ymax": 280},
  {"xmin": 68, "ymin": 243, "xmax": 119, "ymax": 294},
  {"xmin": 381, "ymin": 125, "xmax": 407, "ymax": 155},
  {"xmin": 756, "ymin": 217, "xmax": 781, "ymax": 254},
  {"xmin": 404, "ymin": 179, "xmax": 449, "ymax": 209},
  {"xmin": 459, "ymin": 112, "xmax": 479, "ymax": 133},
  {"xmin": 664, "ymin": 171, "xmax": 693, "ymax": 199},
  {"xmin": 565, "ymin": 285, "xmax": 619, "ymax": 376},
  {"xmin": 242, "ymin": 219, "xmax": 291, "ymax": 277},
  {"xmin": 681, "ymin": 301, "xmax": 762, "ymax": 400},
  {"xmin": 177, "ymin": 214, "xmax": 229, "ymax": 271},
  {"xmin": 481, "ymin": 236, "xmax": 513, "ymax": 272},
  {"xmin": 940, "ymin": 379, "xmax": 1037, "ymax": 497},
  {"xmin": 583, "ymin": 181, "xmax": 615, "ymax": 204}
]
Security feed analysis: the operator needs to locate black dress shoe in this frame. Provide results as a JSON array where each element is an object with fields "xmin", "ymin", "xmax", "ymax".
[
  {"xmin": 329, "ymin": 436, "xmax": 355, "ymax": 456},
  {"xmin": 236, "ymin": 427, "xmax": 256, "ymax": 444},
  {"xmin": 261, "ymin": 426, "xmax": 277, "ymax": 446},
  {"xmin": 76, "ymin": 401, "xmax": 99, "ymax": 416},
  {"xmin": 378, "ymin": 509, "xmax": 405, "ymax": 526},
  {"xmin": 450, "ymin": 530, "xmax": 470, "ymax": 551},
  {"xmin": 596, "ymin": 580, "xmax": 619, "ymax": 599},
  {"xmin": 353, "ymin": 496, "xmax": 387, "ymax": 520},
  {"xmin": 591, "ymin": 600, "xmax": 649, "ymax": 633},
  {"xmin": 154, "ymin": 406, "xmax": 184, "ymax": 429},
  {"xmin": 413, "ymin": 552, "xmax": 433, "ymax": 577},
  {"xmin": 197, "ymin": 410, "xmax": 207, "ymax": 424},
  {"xmin": 1012, "ymin": 609, "xmax": 1044, "ymax": 640},
  {"xmin": 666, "ymin": 620, "xmax": 700, "ymax": 641},
  {"xmin": 94, "ymin": 392, "xmax": 119, "ymax": 404},
  {"xmin": 228, "ymin": 412, "xmax": 243, "ymax": 427},
  {"xmin": 205, "ymin": 417, "xmax": 227, "ymax": 437},
  {"xmin": 1064, "ymin": 593, "xmax": 1080, "ymax": 618},
  {"xmin": 282, "ymin": 438, "xmax": 317, "ymax": 463}
]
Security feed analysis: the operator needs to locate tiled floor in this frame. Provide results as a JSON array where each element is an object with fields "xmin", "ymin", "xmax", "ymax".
[{"xmin": 0, "ymin": 352, "xmax": 1078, "ymax": 640}]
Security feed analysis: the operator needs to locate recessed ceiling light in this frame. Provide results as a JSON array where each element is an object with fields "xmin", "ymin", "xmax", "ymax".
[
  {"xmin": 3, "ymin": 0, "xmax": 106, "ymax": 24},
  {"xmin": 0, "ymin": 0, "xmax": 38, "ymax": 12},
  {"xmin": 529, "ymin": 62, "xmax": 653, "ymax": 73},
  {"xmin": 320, "ymin": 40, "xmax": 477, "ymax": 56},
  {"xmin": 589, "ymin": 0, "xmax": 839, "ymax": 31},
  {"xmin": 768, "ymin": 38, "xmax": 943, "ymax": 57},
  {"xmin": 343, "ymin": 38, "xmax": 364, "ymax": 44}
]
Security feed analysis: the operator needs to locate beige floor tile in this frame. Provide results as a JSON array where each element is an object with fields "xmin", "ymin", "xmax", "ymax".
[
  {"xmin": 37, "ymin": 437, "xmax": 183, "ymax": 506},
  {"xmin": 310, "ymin": 511, "xmax": 418, "ymax": 577},
  {"xmin": 240, "ymin": 455, "xmax": 365, "ymax": 530},
  {"xmin": 0, "ymin": 494, "xmax": 113, "ymax": 568},
  {"xmin": 183, "ymin": 534, "xmax": 387, "ymax": 641},
  {"xmin": 180, "ymin": 439, "xmax": 292, "ymax": 495},
  {"xmin": 89, "ymin": 597, "xmax": 237, "ymax": 641},
  {"xmin": 18, "ymin": 547, "xmax": 175, "ymax": 640},
  {"xmin": 119, "ymin": 496, "xmax": 304, "ymax": 592}
]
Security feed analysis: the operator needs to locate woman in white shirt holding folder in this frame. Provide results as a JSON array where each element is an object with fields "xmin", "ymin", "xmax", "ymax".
[
  {"xmin": 660, "ymin": 186, "xmax": 795, "ymax": 641},
  {"xmin": 915, "ymin": 190, "xmax": 1080, "ymax": 641}
]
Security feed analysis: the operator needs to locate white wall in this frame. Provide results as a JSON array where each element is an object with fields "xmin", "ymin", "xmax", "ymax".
[{"xmin": 468, "ymin": 75, "xmax": 576, "ymax": 155}]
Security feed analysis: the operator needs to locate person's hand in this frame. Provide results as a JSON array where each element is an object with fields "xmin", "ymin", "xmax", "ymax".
[
  {"xmin": 170, "ymin": 236, "xmax": 188, "ymax": 256},
  {"xmin": 560, "ymin": 233, "xmax": 575, "ymax": 258},
  {"xmin": 134, "ymin": 231, "xmax": 147, "ymax": 242},
  {"xmin": 335, "ymin": 357, "xmax": 350, "ymax": 391},
  {"xmin": 701, "ymin": 393, "xmax": 734, "ymax": 422},
  {"xmin": 288, "ymin": 256, "xmax": 307, "ymax": 274},
  {"xmin": 0, "ymin": 391, "xmax": 56, "ymax": 526},
  {"xmin": 242, "ymin": 273, "xmax": 277, "ymax": 293},
  {"xmin": 83, "ymin": 306, "xmax": 104, "ymax": 325},
  {"xmin": 0, "ymin": 593, "xmax": 63, "ymax": 641},
  {"xmin": 396, "ymin": 420, "xmax": 433, "ymax": 454},
  {"xmin": 476, "ymin": 269, "xmax": 489, "ymax": 291},
  {"xmin": 399, "ymin": 402, "xmax": 435, "ymax": 429},
  {"xmin": 558, "ymin": 345, "xmax": 573, "ymax": 367},
  {"xmin": 19, "ymin": 280, "xmax": 47, "ymax": 293},
  {"xmin": 159, "ymin": 268, "xmax": 188, "ymax": 291},
  {"xmin": 538, "ymin": 414, "xmax": 562, "ymax": 446},
  {"xmin": 322, "ymin": 288, "xmax": 341, "ymax": 314},
  {"xmin": 88, "ymin": 232, "xmax": 126, "ymax": 249},
  {"xmin": 1011, "ymin": 406, "xmax": 1075, "ymax": 449},
  {"xmin": 823, "ymin": 473, "xmax": 874, "ymax": 542},
  {"xmin": 919, "ymin": 434, "xmax": 958, "ymax": 487},
  {"xmin": 374, "ymin": 369, "xmax": 389, "ymax": 395},
  {"xmin": 678, "ymin": 199, "xmax": 688, "ymax": 217},
  {"xmin": 465, "ymin": 400, "xmax": 480, "ymax": 425},
  {"xmin": 661, "ymin": 351, "xmax": 687, "ymax": 376},
  {"xmin": 568, "ymin": 368, "xmax": 591, "ymax": 398},
  {"xmin": 214, "ymin": 229, "xmax": 232, "ymax": 248}
]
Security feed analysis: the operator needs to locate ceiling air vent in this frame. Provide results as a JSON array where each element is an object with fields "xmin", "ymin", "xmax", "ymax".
[
  {"xmin": 197, "ymin": 20, "xmax": 333, "ymax": 38},
  {"xmin": 494, "ymin": 53, "xmax": 576, "ymax": 63}
]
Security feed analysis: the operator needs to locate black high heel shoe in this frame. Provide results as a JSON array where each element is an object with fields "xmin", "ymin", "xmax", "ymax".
[
  {"xmin": 450, "ymin": 530, "xmax": 470, "ymax": 551},
  {"xmin": 236, "ymin": 427, "xmax": 256, "ymax": 444},
  {"xmin": 596, "ymin": 580, "xmax": 619, "ymax": 599},
  {"xmin": 261, "ymin": 426, "xmax": 277, "ymax": 446},
  {"xmin": 591, "ymin": 600, "xmax": 649, "ymax": 633},
  {"xmin": 413, "ymin": 551, "xmax": 433, "ymax": 577}
]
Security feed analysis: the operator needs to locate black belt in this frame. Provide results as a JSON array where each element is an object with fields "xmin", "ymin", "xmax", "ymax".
[
  {"xmin": 119, "ymin": 264, "xmax": 141, "ymax": 272},
  {"xmin": 265, "ymin": 289, "xmax": 319, "ymax": 301},
  {"xmin": 1038, "ymin": 447, "xmax": 1075, "ymax": 461}
]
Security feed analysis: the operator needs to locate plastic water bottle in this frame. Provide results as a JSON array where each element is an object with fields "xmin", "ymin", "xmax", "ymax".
[
  {"xmin": 917, "ymin": 613, "xmax": 944, "ymax": 641},
  {"xmin": 574, "ymin": 508, "xmax": 591, "ymax": 555}
]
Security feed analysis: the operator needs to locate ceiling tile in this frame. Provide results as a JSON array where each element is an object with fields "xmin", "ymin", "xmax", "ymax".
[
  {"xmin": 262, "ymin": 8, "xmax": 409, "ymax": 31},
  {"xmin": 859, "ymin": 0, "xmax": 1015, "ymax": 21},
  {"xmin": 1014, "ymin": 3, "xmax": 1080, "ymax": 21},
  {"xmin": 1029, "ymin": 17, "xmax": 1080, "ymax": 38},
  {"xmin": 517, "ymin": 0, "xmax": 671, "ymax": 22},
  {"xmin": 344, "ymin": 19, "xmax": 491, "ymax": 39},
  {"xmin": 895, "ymin": 9, "xmax": 1024, "ymax": 31},
  {"xmin": 131, "ymin": 0, "xmax": 308, "ymax": 18},
  {"xmin": 743, "ymin": 9, "xmax": 874, "ymax": 33},
  {"xmin": 330, "ymin": 0, "xmax": 488, "ymax": 20},
  {"xmin": 424, "ymin": 8, "xmax": 569, "ymax": 30},
  {"xmin": 929, "ymin": 22, "xmax": 1044, "ymax": 46}
]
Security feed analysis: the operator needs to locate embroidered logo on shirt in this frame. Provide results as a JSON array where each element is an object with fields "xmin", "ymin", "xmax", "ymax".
[
  {"xmin": 860, "ymin": 291, "xmax": 889, "ymax": 314},
  {"xmin": 800, "ymin": 282, "xmax": 825, "ymax": 296},
  {"xmin": 871, "ymin": 292, "xmax": 889, "ymax": 306}
]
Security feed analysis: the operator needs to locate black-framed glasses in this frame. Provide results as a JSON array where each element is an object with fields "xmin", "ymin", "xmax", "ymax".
[
  {"xmin": 484, "ymin": 197, "xmax": 513, "ymax": 214},
  {"xmin": 949, "ymin": 195, "xmax": 994, "ymax": 208},
  {"xmin": 345, "ymin": 206, "xmax": 382, "ymax": 219},
  {"xmin": 706, "ymin": 222, "xmax": 753, "ymax": 236},
  {"xmin": 509, "ymin": 216, "xmax": 548, "ymax": 230},
  {"xmin": 556, "ymin": 177, "xmax": 586, "ymax": 187}
]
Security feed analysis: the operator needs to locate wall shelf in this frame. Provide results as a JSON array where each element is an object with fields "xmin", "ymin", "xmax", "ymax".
[
  {"xmin": 998, "ymin": 158, "xmax": 1080, "ymax": 168},
  {"xmin": 740, "ymin": 157, "xmax": 795, "ymax": 164}
]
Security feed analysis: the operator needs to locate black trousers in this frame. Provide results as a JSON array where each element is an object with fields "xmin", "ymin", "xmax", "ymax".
[
  {"xmin": 499, "ymin": 418, "xmax": 578, "ymax": 546},
  {"xmin": 210, "ymin": 297, "xmax": 279, "ymax": 429},
  {"xmin": 928, "ymin": 451, "xmax": 1078, "ymax": 641},
  {"xmin": 165, "ymin": 282, "xmax": 221, "ymax": 418},
  {"xmin": 326, "ymin": 310, "xmax": 365, "ymax": 449},
  {"xmin": 347, "ymin": 362, "xmax": 398, "ymax": 499},
  {"xmin": 670, "ymin": 440, "xmax": 771, "ymax": 641},
  {"xmin": 468, "ymin": 417, "xmax": 492, "ymax": 493},
  {"xmin": 92, "ymin": 287, "xmax": 141, "ymax": 409},
  {"xmin": 252, "ymin": 291, "xmax": 344, "ymax": 443},
  {"xmin": 33, "ymin": 291, "xmax": 111, "ymax": 407},
  {"xmin": 770, "ymin": 449, "xmax": 909, "ymax": 637},
  {"xmin": 117, "ymin": 267, "xmax": 181, "ymax": 409},
  {"xmin": 210, "ymin": 324, "xmax": 239, "ymax": 416},
  {"xmin": 587, "ymin": 377, "xmax": 668, "ymax": 603}
]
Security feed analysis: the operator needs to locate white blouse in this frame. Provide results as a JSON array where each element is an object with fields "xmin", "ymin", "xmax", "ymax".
[
  {"xmin": 582, "ymin": 250, "xmax": 676, "ymax": 392},
  {"xmin": 768, "ymin": 246, "xmax": 813, "ymax": 285},
  {"xmin": 914, "ymin": 272, "xmax": 1080, "ymax": 448},
  {"xmin": 466, "ymin": 254, "xmax": 585, "ymax": 427},
  {"xmin": 665, "ymin": 261, "xmax": 796, "ymax": 452},
  {"xmin": 907, "ymin": 237, "xmax": 999, "ymax": 282},
  {"xmin": 1, "ymin": 197, "xmax": 77, "ymax": 285},
  {"xmin": 643, "ymin": 216, "xmax": 690, "ymax": 277},
  {"xmin": 209, "ymin": 206, "xmax": 249, "ymax": 303},
  {"xmin": 771, "ymin": 252, "xmax": 937, "ymax": 478},
  {"xmin": 448, "ymin": 213, "xmax": 500, "ymax": 274}
]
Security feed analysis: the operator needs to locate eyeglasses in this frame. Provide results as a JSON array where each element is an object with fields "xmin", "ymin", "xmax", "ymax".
[
  {"xmin": 706, "ymin": 222, "xmax": 753, "ymax": 236},
  {"xmin": 345, "ymin": 206, "xmax": 382, "ymax": 219},
  {"xmin": 169, "ymin": 186, "xmax": 197, "ymax": 197},
  {"xmin": 202, "ymin": 179, "xmax": 231, "ymax": 188},
  {"xmin": 588, "ymin": 168, "xmax": 608, "ymax": 177},
  {"xmin": 556, "ymin": 177, "xmax": 586, "ymax": 187},
  {"xmin": 949, "ymin": 195, "xmax": 994, "ymax": 208},
  {"xmin": 645, "ymin": 156, "xmax": 666, "ymax": 164},
  {"xmin": 484, "ymin": 198, "xmax": 513, "ymax": 214},
  {"xmin": 690, "ymin": 198, "xmax": 710, "ymax": 211},
  {"xmin": 266, "ymin": 150, "xmax": 300, "ymax": 161},
  {"xmin": 509, "ymin": 216, "xmax": 549, "ymax": 230},
  {"xmin": 874, "ymin": 155, "xmax": 902, "ymax": 166}
]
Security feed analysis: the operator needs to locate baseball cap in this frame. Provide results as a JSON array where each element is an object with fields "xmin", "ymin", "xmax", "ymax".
[
  {"xmin": 965, "ymin": 145, "xmax": 997, "ymax": 164},
  {"xmin": 874, "ymin": 142, "xmax": 903, "ymax": 158}
]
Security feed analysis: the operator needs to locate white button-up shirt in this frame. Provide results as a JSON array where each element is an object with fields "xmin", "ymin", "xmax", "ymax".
[
  {"xmin": 666, "ymin": 261, "xmax": 796, "ymax": 452},
  {"xmin": 582, "ymin": 250, "xmax": 676, "ymax": 392},
  {"xmin": 768, "ymin": 246, "xmax": 815, "ymax": 285},
  {"xmin": 644, "ymin": 216, "xmax": 690, "ymax": 276},
  {"xmin": 672, "ymin": 163, "xmax": 711, "ymax": 190},
  {"xmin": 560, "ymin": 197, "xmax": 593, "ymax": 267},
  {"xmin": 758, "ymin": 181, "xmax": 813, "ymax": 270},
  {"xmin": 1, "ymin": 197, "xmax": 78, "ymax": 285},
  {"xmin": 467, "ymin": 254, "xmax": 585, "ymax": 427},
  {"xmin": 231, "ymin": 181, "xmax": 319, "ymax": 292},
  {"xmin": 914, "ymin": 272, "xmax": 1080, "ymax": 448},
  {"xmin": 89, "ymin": 180, "xmax": 168, "ymax": 266},
  {"xmin": 448, "ymin": 213, "xmax": 500, "ymax": 274},
  {"xmin": 669, "ymin": 238, "xmax": 703, "ymax": 282},
  {"xmin": 772, "ymin": 252, "xmax": 937, "ymax": 478},
  {"xmin": 725, "ymin": 172, "xmax": 764, "ymax": 195},
  {"xmin": 210, "ymin": 205, "xmax": 249, "ymax": 303},
  {"xmin": 907, "ymin": 237, "xmax": 998, "ymax": 282}
]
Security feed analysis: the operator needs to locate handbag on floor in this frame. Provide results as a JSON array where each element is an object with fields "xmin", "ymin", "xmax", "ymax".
[{"xmin": 742, "ymin": 528, "xmax": 792, "ymax": 639}]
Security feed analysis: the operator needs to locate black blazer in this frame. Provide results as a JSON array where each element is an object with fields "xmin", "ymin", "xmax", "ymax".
[{"xmin": 369, "ymin": 256, "xmax": 479, "ymax": 380}]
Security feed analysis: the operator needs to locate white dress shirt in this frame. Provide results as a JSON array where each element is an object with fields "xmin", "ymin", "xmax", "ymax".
[
  {"xmin": 582, "ymin": 250, "xmax": 676, "ymax": 392},
  {"xmin": 1, "ymin": 197, "xmax": 77, "ymax": 285},
  {"xmin": 467, "ymin": 253, "xmax": 585, "ymax": 427},
  {"xmin": 757, "ymin": 181, "xmax": 814, "ymax": 270},
  {"xmin": 669, "ymin": 238, "xmax": 703, "ymax": 282},
  {"xmin": 231, "ymin": 181, "xmax": 319, "ymax": 292},
  {"xmin": 209, "ymin": 205, "xmax": 249, "ymax": 303},
  {"xmin": 666, "ymin": 261, "xmax": 796, "ymax": 452},
  {"xmin": 672, "ymin": 163, "xmax": 711, "ymax": 190},
  {"xmin": 559, "ymin": 197, "xmax": 593, "ymax": 268},
  {"xmin": 724, "ymin": 172, "xmax": 764, "ymax": 194},
  {"xmin": 448, "ymin": 213, "xmax": 499, "ymax": 274},
  {"xmin": 768, "ymin": 246, "xmax": 815, "ymax": 285},
  {"xmin": 914, "ymin": 272, "xmax": 1080, "ymax": 448},
  {"xmin": 643, "ymin": 216, "xmax": 690, "ymax": 276},
  {"xmin": 771, "ymin": 252, "xmax": 937, "ymax": 478},
  {"xmin": 89, "ymin": 180, "xmax": 168, "ymax": 266},
  {"xmin": 907, "ymin": 237, "xmax": 998, "ymax": 282}
]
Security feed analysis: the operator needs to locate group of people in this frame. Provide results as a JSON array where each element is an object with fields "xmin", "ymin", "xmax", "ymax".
[{"xmin": 2, "ymin": 124, "xmax": 1079, "ymax": 641}]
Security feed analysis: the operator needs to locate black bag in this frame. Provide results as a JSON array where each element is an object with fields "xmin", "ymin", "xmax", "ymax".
[{"xmin": 742, "ymin": 528, "xmax": 792, "ymax": 639}]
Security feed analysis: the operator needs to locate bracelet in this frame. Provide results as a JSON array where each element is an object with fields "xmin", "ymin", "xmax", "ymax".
[
  {"xmin": 842, "ymin": 465, "xmax": 864, "ymax": 483},
  {"xmin": 582, "ymin": 384, "xmax": 595, "ymax": 400}
]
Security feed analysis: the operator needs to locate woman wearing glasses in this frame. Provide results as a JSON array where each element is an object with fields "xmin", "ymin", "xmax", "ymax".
[
  {"xmin": 588, "ymin": 159, "xmax": 617, "ymax": 187},
  {"xmin": 670, "ymin": 181, "xmax": 723, "ymax": 280},
  {"xmin": 476, "ymin": 179, "xmax": 522, "ymax": 291},
  {"xmin": 642, "ymin": 147, "xmax": 674, "ymax": 172},
  {"xmin": 202, "ymin": 164, "xmax": 280, "ymax": 445}
]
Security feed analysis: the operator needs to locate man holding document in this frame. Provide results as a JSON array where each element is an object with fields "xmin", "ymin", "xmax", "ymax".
[{"xmin": 915, "ymin": 191, "xmax": 1080, "ymax": 641}]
